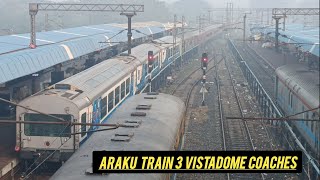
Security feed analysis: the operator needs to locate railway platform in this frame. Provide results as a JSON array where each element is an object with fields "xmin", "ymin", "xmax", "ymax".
[{"xmin": 246, "ymin": 41, "xmax": 303, "ymax": 69}]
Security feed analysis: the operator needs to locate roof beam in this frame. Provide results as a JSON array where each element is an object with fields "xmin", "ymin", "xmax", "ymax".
[{"xmin": 272, "ymin": 8, "xmax": 319, "ymax": 16}]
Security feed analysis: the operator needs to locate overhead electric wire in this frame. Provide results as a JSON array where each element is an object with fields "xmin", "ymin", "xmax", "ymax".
[
  {"xmin": 0, "ymin": 97, "xmax": 67, "ymax": 122},
  {"xmin": 98, "ymin": 28, "xmax": 127, "ymax": 44}
]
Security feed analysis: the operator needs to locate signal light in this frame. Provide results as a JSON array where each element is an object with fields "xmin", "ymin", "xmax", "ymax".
[
  {"xmin": 148, "ymin": 51, "xmax": 154, "ymax": 73},
  {"xmin": 148, "ymin": 51, "xmax": 154, "ymax": 63},
  {"xmin": 201, "ymin": 53, "xmax": 208, "ymax": 68},
  {"xmin": 15, "ymin": 145, "xmax": 20, "ymax": 152}
]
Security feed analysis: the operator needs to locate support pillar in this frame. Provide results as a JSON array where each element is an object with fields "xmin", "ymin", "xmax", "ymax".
[
  {"xmin": 121, "ymin": 12, "xmax": 136, "ymax": 55},
  {"xmin": 243, "ymin": 14, "xmax": 246, "ymax": 42},
  {"xmin": 274, "ymin": 16, "xmax": 281, "ymax": 52},
  {"xmin": 29, "ymin": 3, "xmax": 38, "ymax": 49}
]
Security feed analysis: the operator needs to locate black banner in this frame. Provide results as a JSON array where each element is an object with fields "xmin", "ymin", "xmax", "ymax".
[{"xmin": 92, "ymin": 151, "xmax": 302, "ymax": 173}]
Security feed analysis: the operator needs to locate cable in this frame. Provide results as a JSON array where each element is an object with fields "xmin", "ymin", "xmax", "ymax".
[
  {"xmin": 23, "ymin": 126, "xmax": 119, "ymax": 179},
  {"xmin": 0, "ymin": 98, "xmax": 66, "ymax": 122},
  {"xmin": 285, "ymin": 106, "xmax": 319, "ymax": 119},
  {"xmin": 99, "ymin": 29, "xmax": 127, "ymax": 44},
  {"xmin": 20, "ymin": 121, "xmax": 71, "ymax": 178}
]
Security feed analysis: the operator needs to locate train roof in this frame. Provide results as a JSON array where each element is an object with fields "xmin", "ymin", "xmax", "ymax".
[
  {"xmin": 49, "ymin": 56, "xmax": 137, "ymax": 108},
  {"xmin": 276, "ymin": 64, "xmax": 319, "ymax": 108},
  {"xmin": 0, "ymin": 21, "xmax": 169, "ymax": 84},
  {"xmin": 50, "ymin": 93, "xmax": 185, "ymax": 180},
  {"xmin": 28, "ymin": 35, "xmax": 178, "ymax": 109}
]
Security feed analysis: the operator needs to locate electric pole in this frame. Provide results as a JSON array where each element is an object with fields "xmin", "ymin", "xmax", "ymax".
[
  {"xmin": 243, "ymin": 14, "xmax": 246, "ymax": 42},
  {"xmin": 173, "ymin": 14, "xmax": 177, "ymax": 50},
  {"xmin": 181, "ymin": 16, "xmax": 185, "ymax": 66},
  {"xmin": 243, "ymin": 12, "xmax": 251, "ymax": 43},
  {"xmin": 274, "ymin": 16, "xmax": 281, "ymax": 52},
  {"xmin": 120, "ymin": 12, "xmax": 136, "ymax": 55}
]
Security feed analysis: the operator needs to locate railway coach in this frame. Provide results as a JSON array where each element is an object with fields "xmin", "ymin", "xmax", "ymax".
[
  {"xmin": 50, "ymin": 93, "xmax": 186, "ymax": 180},
  {"xmin": 275, "ymin": 64, "xmax": 319, "ymax": 160}
]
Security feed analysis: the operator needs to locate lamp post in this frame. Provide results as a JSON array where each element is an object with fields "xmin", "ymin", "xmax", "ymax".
[{"xmin": 243, "ymin": 12, "xmax": 251, "ymax": 43}]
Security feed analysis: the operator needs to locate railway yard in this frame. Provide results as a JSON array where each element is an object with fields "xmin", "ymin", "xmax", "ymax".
[{"xmin": 0, "ymin": 2, "xmax": 319, "ymax": 180}]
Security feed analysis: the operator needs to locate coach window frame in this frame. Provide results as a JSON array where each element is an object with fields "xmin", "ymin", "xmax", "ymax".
[
  {"xmin": 311, "ymin": 112, "xmax": 316, "ymax": 130},
  {"xmin": 126, "ymin": 78, "xmax": 130, "ymax": 95},
  {"xmin": 81, "ymin": 112, "xmax": 87, "ymax": 137},
  {"xmin": 108, "ymin": 91, "xmax": 114, "ymax": 112},
  {"xmin": 289, "ymin": 91, "xmax": 293, "ymax": 109},
  {"xmin": 100, "ymin": 96, "xmax": 107, "ymax": 118},
  {"xmin": 115, "ymin": 86, "xmax": 120, "ymax": 105},
  {"xmin": 121, "ymin": 81, "xmax": 126, "ymax": 100}
]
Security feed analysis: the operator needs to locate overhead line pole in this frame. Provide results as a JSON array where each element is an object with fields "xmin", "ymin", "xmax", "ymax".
[{"xmin": 272, "ymin": 8, "xmax": 319, "ymax": 51}]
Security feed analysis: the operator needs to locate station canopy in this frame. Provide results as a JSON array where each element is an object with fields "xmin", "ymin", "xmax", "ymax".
[
  {"xmin": 0, "ymin": 21, "xmax": 170, "ymax": 84},
  {"xmin": 250, "ymin": 24, "xmax": 319, "ymax": 57}
]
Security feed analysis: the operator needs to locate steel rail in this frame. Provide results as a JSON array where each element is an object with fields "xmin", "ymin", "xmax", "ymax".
[{"xmin": 223, "ymin": 53, "xmax": 265, "ymax": 180}]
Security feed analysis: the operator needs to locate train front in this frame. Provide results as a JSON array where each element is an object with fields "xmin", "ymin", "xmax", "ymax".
[{"xmin": 15, "ymin": 90, "xmax": 79, "ymax": 163}]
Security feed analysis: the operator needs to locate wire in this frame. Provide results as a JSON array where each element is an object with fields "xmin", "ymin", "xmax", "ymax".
[
  {"xmin": 21, "ymin": 122, "xmax": 71, "ymax": 179},
  {"xmin": 23, "ymin": 125, "xmax": 119, "ymax": 179},
  {"xmin": 285, "ymin": 106, "xmax": 319, "ymax": 119},
  {"xmin": 99, "ymin": 29, "xmax": 127, "ymax": 44},
  {"xmin": 133, "ymin": 29, "xmax": 172, "ymax": 45},
  {"xmin": 0, "ymin": 98, "xmax": 66, "ymax": 122}
]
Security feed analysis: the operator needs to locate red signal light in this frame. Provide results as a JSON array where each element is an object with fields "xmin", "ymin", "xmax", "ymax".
[
  {"xmin": 148, "ymin": 51, "xmax": 154, "ymax": 67},
  {"xmin": 29, "ymin": 43, "xmax": 36, "ymax": 49},
  {"xmin": 202, "ymin": 58, "xmax": 208, "ymax": 62},
  {"xmin": 15, "ymin": 145, "xmax": 20, "ymax": 152}
]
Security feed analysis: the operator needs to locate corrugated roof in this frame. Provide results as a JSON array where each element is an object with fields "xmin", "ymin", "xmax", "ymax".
[
  {"xmin": 251, "ymin": 24, "xmax": 319, "ymax": 57},
  {"xmin": 0, "ymin": 21, "xmax": 168, "ymax": 84}
]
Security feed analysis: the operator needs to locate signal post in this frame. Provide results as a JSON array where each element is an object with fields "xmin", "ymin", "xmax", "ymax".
[
  {"xmin": 200, "ymin": 53, "xmax": 208, "ymax": 106},
  {"xmin": 148, "ymin": 51, "xmax": 154, "ymax": 93}
]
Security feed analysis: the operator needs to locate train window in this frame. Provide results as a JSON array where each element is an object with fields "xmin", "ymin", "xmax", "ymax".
[
  {"xmin": 108, "ymin": 91, "xmax": 114, "ymax": 112},
  {"xmin": 121, "ymin": 82, "xmax": 125, "ymax": 99},
  {"xmin": 81, "ymin": 113, "xmax": 86, "ymax": 137},
  {"xmin": 126, "ymin": 78, "xmax": 130, "ymax": 95},
  {"xmin": 24, "ymin": 113, "xmax": 71, "ymax": 137},
  {"xmin": 289, "ymin": 92, "xmax": 293, "ymax": 108},
  {"xmin": 311, "ymin": 119, "xmax": 314, "ymax": 133},
  {"xmin": 115, "ymin": 87, "xmax": 120, "ymax": 105},
  {"xmin": 302, "ymin": 106, "xmax": 305, "ymax": 119},
  {"xmin": 101, "ymin": 97, "xmax": 107, "ymax": 118}
]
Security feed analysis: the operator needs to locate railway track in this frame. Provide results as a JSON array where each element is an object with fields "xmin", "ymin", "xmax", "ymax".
[
  {"xmin": 217, "ymin": 46, "xmax": 298, "ymax": 180},
  {"xmin": 234, "ymin": 42, "xmax": 275, "ymax": 98},
  {"xmin": 216, "ymin": 53, "xmax": 263, "ymax": 180}
]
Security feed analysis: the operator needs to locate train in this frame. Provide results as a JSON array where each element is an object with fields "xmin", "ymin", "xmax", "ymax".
[
  {"xmin": 275, "ymin": 64, "xmax": 319, "ymax": 159},
  {"xmin": 15, "ymin": 24, "xmax": 224, "ymax": 163},
  {"xmin": 50, "ymin": 93, "xmax": 186, "ymax": 180}
]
